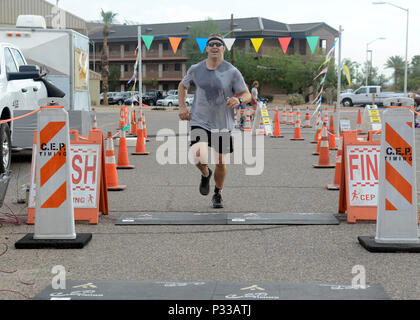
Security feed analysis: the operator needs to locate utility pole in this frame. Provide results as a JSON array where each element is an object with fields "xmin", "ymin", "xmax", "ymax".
[
  {"xmin": 336, "ymin": 25, "xmax": 342, "ymax": 136},
  {"xmin": 230, "ymin": 14, "xmax": 234, "ymax": 65}
]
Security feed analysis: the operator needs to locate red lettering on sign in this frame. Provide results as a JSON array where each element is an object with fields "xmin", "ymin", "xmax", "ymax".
[
  {"xmin": 84, "ymin": 155, "xmax": 97, "ymax": 185},
  {"xmin": 72, "ymin": 155, "xmax": 83, "ymax": 184},
  {"xmin": 349, "ymin": 155, "xmax": 359, "ymax": 180},
  {"xmin": 360, "ymin": 155, "xmax": 365, "ymax": 180},
  {"xmin": 366, "ymin": 154, "xmax": 378, "ymax": 180}
]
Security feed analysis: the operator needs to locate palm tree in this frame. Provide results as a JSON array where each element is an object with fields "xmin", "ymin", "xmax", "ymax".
[
  {"xmin": 385, "ymin": 55, "xmax": 405, "ymax": 90},
  {"xmin": 100, "ymin": 9, "xmax": 118, "ymax": 105}
]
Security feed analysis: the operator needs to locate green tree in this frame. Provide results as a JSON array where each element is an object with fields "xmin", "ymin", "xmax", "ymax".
[
  {"xmin": 354, "ymin": 62, "xmax": 388, "ymax": 87},
  {"xmin": 184, "ymin": 19, "xmax": 230, "ymax": 68},
  {"xmin": 109, "ymin": 66, "xmax": 121, "ymax": 92},
  {"xmin": 408, "ymin": 55, "xmax": 420, "ymax": 91},
  {"xmin": 385, "ymin": 55, "xmax": 405, "ymax": 90},
  {"xmin": 100, "ymin": 9, "xmax": 118, "ymax": 105}
]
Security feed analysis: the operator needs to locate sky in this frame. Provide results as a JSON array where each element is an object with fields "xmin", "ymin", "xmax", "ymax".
[{"xmin": 47, "ymin": 0, "xmax": 419, "ymax": 82}]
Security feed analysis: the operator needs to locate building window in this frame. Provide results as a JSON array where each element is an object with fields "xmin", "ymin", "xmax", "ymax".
[
  {"xmin": 124, "ymin": 44, "xmax": 130, "ymax": 51},
  {"xmin": 299, "ymin": 39, "xmax": 306, "ymax": 55},
  {"xmin": 124, "ymin": 64, "xmax": 129, "ymax": 72},
  {"xmin": 320, "ymin": 39, "xmax": 327, "ymax": 52},
  {"xmin": 163, "ymin": 42, "xmax": 169, "ymax": 51},
  {"xmin": 163, "ymin": 64, "xmax": 169, "ymax": 71},
  {"xmin": 163, "ymin": 84, "xmax": 169, "ymax": 91},
  {"xmin": 98, "ymin": 44, "xmax": 103, "ymax": 53},
  {"xmin": 175, "ymin": 63, "xmax": 181, "ymax": 71}
]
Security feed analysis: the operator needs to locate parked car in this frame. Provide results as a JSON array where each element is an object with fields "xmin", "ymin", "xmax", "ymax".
[
  {"xmin": 143, "ymin": 90, "xmax": 163, "ymax": 105},
  {"xmin": 124, "ymin": 94, "xmax": 140, "ymax": 106},
  {"xmin": 166, "ymin": 89, "xmax": 178, "ymax": 96},
  {"xmin": 157, "ymin": 95, "xmax": 179, "ymax": 107},
  {"xmin": 100, "ymin": 92, "xmax": 117, "ymax": 105},
  {"xmin": 186, "ymin": 94, "xmax": 194, "ymax": 106},
  {"xmin": 340, "ymin": 86, "xmax": 413, "ymax": 107},
  {"xmin": 111, "ymin": 92, "xmax": 131, "ymax": 105}
]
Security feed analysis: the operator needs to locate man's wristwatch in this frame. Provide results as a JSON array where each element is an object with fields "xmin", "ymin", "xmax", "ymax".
[{"xmin": 238, "ymin": 97, "xmax": 243, "ymax": 105}]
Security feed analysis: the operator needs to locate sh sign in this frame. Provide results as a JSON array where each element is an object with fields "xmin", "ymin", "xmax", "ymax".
[{"xmin": 346, "ymin": 146, "xmax": 381, "ymax": 206}]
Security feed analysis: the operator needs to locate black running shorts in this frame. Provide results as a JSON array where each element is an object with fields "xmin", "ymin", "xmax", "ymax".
[{"xmin": 190, "ymin": 126, "xmax": 233, "ymax": 154}]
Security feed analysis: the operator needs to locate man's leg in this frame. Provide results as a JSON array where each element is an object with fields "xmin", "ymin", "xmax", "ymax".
[
  {"xmin": 214, "ymin": 153, "xmax": 227, "ymax": 190},
  {"xmin": 211, "ymin": 151, "xmax": 227, "ymax": 208},
  {"xmin": 191, "ymin": 141, "xmax": 209, "ymax": 175},
  {"xmin": 191, "ymin": 141, "xmax": 212, "ymax": 196}
]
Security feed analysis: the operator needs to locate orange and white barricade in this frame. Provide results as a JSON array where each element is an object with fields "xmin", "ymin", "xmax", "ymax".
[
  {"xmin": 338, "ymin": 130, "xmax": 380, "ymax": 223},
  {"xmin": 16, "ymin": 105, "xmax": 92, "ymax": 249},
  {"xmin": 27, "ymin": 127, "xmax": 109, "ymax": 225},
  {"xmin": 359, "ymin": 107, "xmax": 420, "ymax": 252}
]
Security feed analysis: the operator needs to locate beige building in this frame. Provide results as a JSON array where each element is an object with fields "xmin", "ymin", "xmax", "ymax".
[{"xmin": 0, "ymin": 0, "xmax": 87, "ymax": 35}]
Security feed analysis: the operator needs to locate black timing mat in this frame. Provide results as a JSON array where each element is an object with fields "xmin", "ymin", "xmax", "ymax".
[
  {"xmin": 35, "ymin": 280, "xmax": 388, "ymax": 300},
  {"xmin": 115, "ymin": 212, "xmax": 340, "ymax": 225}
]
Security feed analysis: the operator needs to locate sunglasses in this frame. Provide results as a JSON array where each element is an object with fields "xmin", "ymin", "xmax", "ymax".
[{"xmin": 207, "ymin": 42, "xmax": 224, "ymax": 47}]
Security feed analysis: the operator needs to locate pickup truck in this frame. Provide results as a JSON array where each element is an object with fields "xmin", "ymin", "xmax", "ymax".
[
  {"xmin": 0, "ymin": 42, "xmax": 66, "ymax": 203},
  {"xmin": 340, "ymin": 86, "xmax": 420, "ymax": 107},
  {"xmin": 0, "ymin": 43, "xmax": 50, "ymax": 171}
]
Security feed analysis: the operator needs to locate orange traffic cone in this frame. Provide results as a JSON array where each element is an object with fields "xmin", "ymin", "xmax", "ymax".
[
  {"xmin": 132, "ymin": 117, "xmax": 150, "ymax": 155},
  {"xmin": 142, "ymin": 109, "xmax": 150, "ymax": 142},
  {"xmin": 357, "ymin": 109, "xmax": 362, "ymax": 133},
  {"xmin": 287, "ymin": 107, "xmax": 294, "ymax": 124},
  {"xmin": 271, "ymin": 108, "xmax": 284, "ymax": 138},
  {"xmin": 130, "ymin": 109, "xmax": 137, "ymax": 136},
  {"xmin": 117, "ymin": 130, "xmax": 135, "ymax": 169},
  {"xmin": 313, "ymin": 125, "xmax": 335, "ymax": 168},
  {"xmin": 105, "ymin": 132, "xmax": 127, "ymax": 191},
  {"xmin": 290, "ymin": 113, "xmax": 304, "ymax": 141},
  {"xmin": 281, "ymin": 106, "xmax": 287, "ymax": 124},
  {"xmin": 92, "ymin": 108, "xmax": 98, "ymax": 130},
  {"xmin": 311, "ymin": 123, "xmax": 322, "ymax": 144},
  {"xmin": 118, "ymin": 105, "xmax": 126, "ymax": 129},
  {"xmin": 327, "ymin": 148, "xmax": 342, "ymax": 190},
  {"xmin": 328, "ymin": 130, "xmax": 338, "ymax": 150},
  {"xmin": 303, "ymin": 107, "xmax": 312, "ymax": 128},
  {"xmin": 329, "ymin": 114, "xmax": 335, "ymax": 135},
  {"xmin": 312, "ymin": 130, "xmax": 322, "ymax": 155}
]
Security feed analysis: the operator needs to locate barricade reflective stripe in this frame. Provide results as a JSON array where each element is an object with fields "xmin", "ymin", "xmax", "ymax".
[{"xmin": 39, "ymin": 121, "xmax": 67, "ymax": 208}]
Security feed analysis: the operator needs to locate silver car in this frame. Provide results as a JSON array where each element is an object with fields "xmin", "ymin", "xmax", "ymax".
[
  {"xmin": 157, "ymin": 95, "xmax": 179, "ymax": 107},
  {"xmin": 186, "ymin": 94, "xmax": 194, "ymax": 106}
]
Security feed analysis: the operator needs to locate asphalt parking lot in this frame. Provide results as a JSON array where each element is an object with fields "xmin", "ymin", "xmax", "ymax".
[{"xmin": 0, "ymin": 105, "xmax": 419, "ymax": 300}]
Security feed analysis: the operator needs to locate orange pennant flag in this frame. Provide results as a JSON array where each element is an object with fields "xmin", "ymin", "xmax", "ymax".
[{"xmin": 169, "ymin": 37, "xmax": 182, "ymax": 54}]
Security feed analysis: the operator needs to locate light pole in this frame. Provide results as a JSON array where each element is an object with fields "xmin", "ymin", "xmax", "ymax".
[
  {"xmin": 373, "ymin": 1, "xmax": 409, "ymax": 94},
  {"xmin": 366, "ymin": 37, "xmax": 385, "ymax": 86}
]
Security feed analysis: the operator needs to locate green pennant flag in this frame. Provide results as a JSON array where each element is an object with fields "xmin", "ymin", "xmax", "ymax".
[
  {"xmin": 306, "ymin": 36, "xmax": 319, "ymax": 54},
  {"xmin": 142, "ymin": 35, "xmax": 154, "ymax": 50}
]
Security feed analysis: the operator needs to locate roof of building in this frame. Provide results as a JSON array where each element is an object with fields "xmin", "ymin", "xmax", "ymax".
[
  {"xmin": 0, "ymin": 0, "xmax": 87, "ymax": 34},
  {"xmin": 88, "ymin": 17, "xmax": 338, "ymax": 42}
]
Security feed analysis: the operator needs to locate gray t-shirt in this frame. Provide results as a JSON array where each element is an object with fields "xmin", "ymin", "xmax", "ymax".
[{"xmin": 181, "ymin": 60, "xmax": 247, "ymax": 131}]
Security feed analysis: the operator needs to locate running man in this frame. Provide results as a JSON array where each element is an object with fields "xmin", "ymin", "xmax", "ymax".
[{"xmin": 178, "ymin": 34, "xmax": 251, "ymax": 208}]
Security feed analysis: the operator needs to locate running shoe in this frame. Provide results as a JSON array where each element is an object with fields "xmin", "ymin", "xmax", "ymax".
[
  {"xmin": 212, "ymin": 192, "xmax": 224, "ymax": 209},
  {"xmin": 199, "ymin": 168, "xmax": 212, "ymax": 196}
]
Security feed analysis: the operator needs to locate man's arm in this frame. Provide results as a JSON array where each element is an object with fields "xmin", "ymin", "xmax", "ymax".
[
  {"xmin": 178, "ymin": 82, "xmax": 191, "ymax": 120},
  {"xmin": 226, "ymin": 90, "xmax": 252, "ymax": 109}
]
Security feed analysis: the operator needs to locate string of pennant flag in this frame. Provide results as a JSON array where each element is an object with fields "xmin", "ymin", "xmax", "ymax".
[{"xmin": 141, "ymin": 35, "xmax": 330, "ymax": 54}]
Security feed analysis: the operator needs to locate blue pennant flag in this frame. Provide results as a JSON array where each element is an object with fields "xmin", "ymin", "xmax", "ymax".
[
  {"xmin": 196, "ymin": 38, "xmax": 208, "ymax": 53},
  {"xmin": 320, "ymin": 74, "xmax": 327, "ymax": 85}
]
